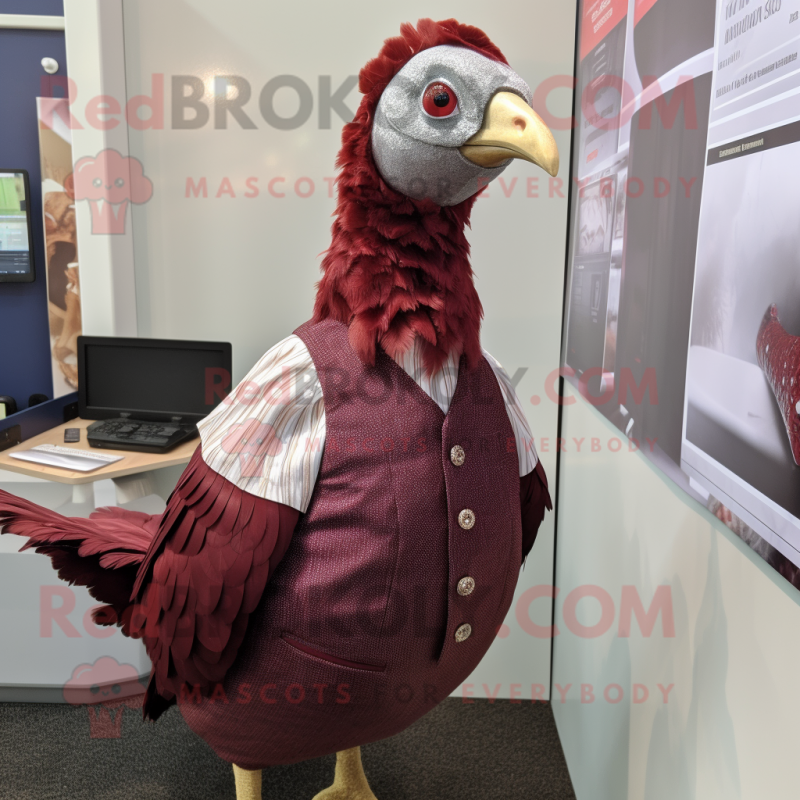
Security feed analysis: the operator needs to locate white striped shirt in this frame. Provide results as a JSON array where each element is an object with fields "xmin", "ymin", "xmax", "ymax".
[{"xmin": 198, "ymin": 335, "xmax": 538, "ymax": 513}]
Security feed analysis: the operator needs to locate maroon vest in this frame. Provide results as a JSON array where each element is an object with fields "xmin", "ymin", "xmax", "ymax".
[{"xmin": 181, "ymin": 320, "xmax": 523, "ymax": 769}]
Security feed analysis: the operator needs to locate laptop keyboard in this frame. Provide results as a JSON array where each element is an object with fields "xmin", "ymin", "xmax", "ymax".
[{"xmin": 88, "ymin": 419, "xmax": 183, "ymax": 446}]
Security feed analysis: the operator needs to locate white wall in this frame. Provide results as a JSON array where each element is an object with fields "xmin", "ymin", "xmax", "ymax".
[
  {"xmin": 553, "ymin": 387, "xmax": 800, "ymax": 799},
  {"xmin": 63, "ymin": 0, "xmax": 138, "ymax": 336},
  {"xmin": 111, "ymin": 0, "xmax": 577, "ymax": 697}
]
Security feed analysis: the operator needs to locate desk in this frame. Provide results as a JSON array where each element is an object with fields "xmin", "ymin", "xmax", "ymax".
[
  {"xmin": 0, "ymin": 419, "xmax": 196, "ymax": 700},
  {"xmin": 0, "ymin": 418, "xmax": 197, "ymax": 503}
]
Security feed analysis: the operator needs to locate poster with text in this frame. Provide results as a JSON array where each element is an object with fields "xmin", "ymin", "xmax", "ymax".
[{"xmin": 563, "ymin": 0, "xmax": 800, "ymax": 587}]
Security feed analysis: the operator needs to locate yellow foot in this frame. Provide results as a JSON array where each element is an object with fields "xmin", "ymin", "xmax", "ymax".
[
  {"xmin": 233, "ymin": 764, "xmax": 262, "ymax": 800},
  {"xmin": 312, "ymin": 747, "xmax": 378, "ymax": 800}
]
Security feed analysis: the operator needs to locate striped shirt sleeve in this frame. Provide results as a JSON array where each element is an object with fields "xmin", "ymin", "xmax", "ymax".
[
  {"xmin": 197, "ymin": 335, "xmax": 326, "ymax": 513},
  {"xmin": 481, "ymin": 349, "xmax": 540, "ymax": 476}
]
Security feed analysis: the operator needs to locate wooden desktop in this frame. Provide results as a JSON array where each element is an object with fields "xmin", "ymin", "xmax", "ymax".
[{"xmin": 0, "ymin": 418, "xmax": 197, "ymax": 501}]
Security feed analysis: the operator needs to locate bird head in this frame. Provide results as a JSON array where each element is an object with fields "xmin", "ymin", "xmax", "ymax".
[
  {"xmin": 314, "ymin": 19, "xmax": 558, "ymax": 374},
  {"xmin": 371, "ymin": 44, "xmax": 558, "ymax": 206}
]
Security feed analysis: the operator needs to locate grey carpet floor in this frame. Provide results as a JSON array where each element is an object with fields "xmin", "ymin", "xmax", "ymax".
[{"xmin": 0, "ymin": 698, "xmax": 575, "ymax": 800}]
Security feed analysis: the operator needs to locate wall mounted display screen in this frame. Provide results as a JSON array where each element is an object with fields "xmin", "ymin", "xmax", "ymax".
[
  {"xmin": 0, "ymin": 170, "xmax": 35, "ymax": 283},
  {"xmin": 563, "ymin": 0, "xmax": 800, "ymax": 587}
]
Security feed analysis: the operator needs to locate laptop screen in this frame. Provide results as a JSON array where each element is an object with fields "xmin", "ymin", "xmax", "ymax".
[{"xmin": 79, "ymin": 337, "xmax": 232, "ymax": 422}]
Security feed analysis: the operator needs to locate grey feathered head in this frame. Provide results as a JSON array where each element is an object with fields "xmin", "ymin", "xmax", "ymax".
[{"xmin": 371, "ymin": 44, "xmax": 559, "ymax": 206}]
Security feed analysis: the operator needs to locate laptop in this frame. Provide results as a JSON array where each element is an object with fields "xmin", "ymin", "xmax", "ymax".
[{"xmin": 78, "ymin": 336, "xmax": 232, "ymax": 454}]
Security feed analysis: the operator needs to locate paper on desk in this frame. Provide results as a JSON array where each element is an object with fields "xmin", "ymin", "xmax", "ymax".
[{"xmin": 9, "ymin": 444, "xmax": 124, "ymax": 473}]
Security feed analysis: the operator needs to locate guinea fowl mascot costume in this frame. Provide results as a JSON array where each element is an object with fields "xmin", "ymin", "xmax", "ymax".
[{"xmin": 0, "ymin": 19, "xmax": 558, "ymax": 800}]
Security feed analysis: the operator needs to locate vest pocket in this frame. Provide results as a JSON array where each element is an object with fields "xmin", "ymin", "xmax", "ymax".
[{"xmin": 281, "ymin": 633, "xmax": 387, "ymax": 673}]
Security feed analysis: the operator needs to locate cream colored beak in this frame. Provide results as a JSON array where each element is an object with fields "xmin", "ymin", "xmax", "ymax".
[{"xmin": 460, "ymin": 91, "xmax": 559, "ymax": 177}]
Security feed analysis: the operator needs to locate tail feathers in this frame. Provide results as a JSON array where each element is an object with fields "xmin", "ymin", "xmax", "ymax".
[{"xmin": 0, "ymin": 490, "xmax": 161, "ymax": 635}]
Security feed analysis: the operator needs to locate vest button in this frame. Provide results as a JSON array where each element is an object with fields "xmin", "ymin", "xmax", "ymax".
[
  {"xmin": 455, "ymin": 623, "xmax": 472, "ymax": 642},
  {"xmin": 457, "ymin": 577, "xmax": 476, "ymax": 596},
  {"xmin": 458, "ymin": 509, "xmax": 476, "ymax": 530},
  {"xmin": 450, "ymin": 445, "xmax": 466, "ymax": 466}
]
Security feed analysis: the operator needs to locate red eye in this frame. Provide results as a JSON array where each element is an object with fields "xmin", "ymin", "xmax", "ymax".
[{"xmin": 422, "ymin": 82, "xmax": 458, "ymax": 117}]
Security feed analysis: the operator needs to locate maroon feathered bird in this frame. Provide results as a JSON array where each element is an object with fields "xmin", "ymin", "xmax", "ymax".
[{"xmin": 0, "ymin": 19, "xmax": 558, "ymax": 800}]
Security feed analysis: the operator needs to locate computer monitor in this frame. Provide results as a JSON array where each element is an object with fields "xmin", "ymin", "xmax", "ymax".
[
  {"xmin": 0, "ymin": 169, "xmax": 35, "ymax": 283},
  {"xmin": 77, "ymin": 336, "xmax": 232, "ymax": 424}
]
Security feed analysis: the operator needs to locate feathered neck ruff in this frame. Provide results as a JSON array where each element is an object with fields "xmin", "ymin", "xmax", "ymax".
[{"xmin": 312, "ymin": 18, "xmax": 508, "ymax": 375}]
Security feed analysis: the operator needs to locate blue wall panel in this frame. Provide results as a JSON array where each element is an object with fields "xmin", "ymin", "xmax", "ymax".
[
  {"xmin": 0, "ymin": 1, "xmax": 63, "ymax": 15},
  {"xmin": 0, "ymin": 16, "xmax": 67, "ymax": 409}
]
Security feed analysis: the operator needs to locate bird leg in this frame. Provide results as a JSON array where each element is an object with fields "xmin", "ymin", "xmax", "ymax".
[
  {"xmin": 233, "ymin": 764, "xmax": 262, "ymax": 800},
  {"xmin": 312, "ymin": 747, "xmax": 379, "ymax": 800}
]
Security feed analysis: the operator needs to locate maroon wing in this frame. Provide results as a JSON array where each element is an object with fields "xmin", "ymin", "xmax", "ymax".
[
  {"xmin": 0, "ymin": 491, "xmax": 160, "ymax": 628},
  {"xmin": 520, "ymin": 460, "xmax": 552, "ymax": 563},
  {"xmin": 128, "ymin": 448, "xmax": 299, "ymax": 719}
]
